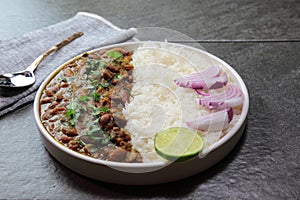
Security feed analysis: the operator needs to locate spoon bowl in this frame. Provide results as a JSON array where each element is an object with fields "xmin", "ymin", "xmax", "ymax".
[
  {"xmin": 0, "ymin": 32, "xmax": 83, "ymax": 88},
  {"xmin": 0, "ymin": 70, "xmax": 35, "ymax": 88}
]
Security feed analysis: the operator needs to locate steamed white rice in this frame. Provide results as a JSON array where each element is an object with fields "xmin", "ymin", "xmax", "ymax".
[{"xmin": 122, "ymin": 42, "xmax": 240, "ymax": 162}]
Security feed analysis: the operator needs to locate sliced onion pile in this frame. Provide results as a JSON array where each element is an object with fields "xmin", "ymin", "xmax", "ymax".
[
  {"xmin": 198, "ymin": 84, "xmax": 244, "ymax": 110},
  {"xmin": 174, "ymin": 66, "xmax": 243, "ymax": 132},
  {"xmin": 174, "ymin": 66, "xmax": 227, "ymax": 90},
  {"xmin": 186, "ymin": 107, "xmax": 233, "ymax": 132}
]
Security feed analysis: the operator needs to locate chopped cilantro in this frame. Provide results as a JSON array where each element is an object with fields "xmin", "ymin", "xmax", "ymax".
[
  {"xmin": 90, "ymin": 79, "xmax": 99, "ymax": 87},
  {"xmin": 69, "ymin": 118, "xmax": 76, "ymax": 126},
  {"xmin": 114, "ymin": 74, "xmax": 122, "ymax": 79},
  {"xmin": 100, "ymin": 82, "xmax": 109, "ymax": 88},
  {"xmin": 100, "ymin": 107, "xmax": 110, "ymax": 113},
  {"xmin": 86, "ymin": 60, "xmax": 106, "ymax": 69},
  {"xmin": 78, "ymin": 95, "xmax": 89, "ymax": 102},
  {"xmin": 66, "ymin": 99, "xmax": 83, "ymax": 126},
  {"xmin": 90, "ymin": 92, "xmax": 101, "ymax": 101},
  {"xmin": 107, "ymin": 51, "xmax": 123, "ymax": 60},
  {"xmin": 88, "ymin": 105, "xmax": 101, "ymax": 116},
  {"xmin": 91, "ymin": 70, "xmax": 101, "ymax": 77},
  {"xmin": 66, "ymin": 108, "xmax": 75, "ymax": 117},
  {"xmin": 79, "ymin": 92, "xmax": 101, "ymax": 102},
  {"xmin": 86, "ymin": 60, "xmax": 106, "ymax": 75}
]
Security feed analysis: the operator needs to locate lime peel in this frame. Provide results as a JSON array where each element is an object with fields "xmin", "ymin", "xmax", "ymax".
[{"xmin": 154, "ymin": 127, "xmax": 204, "ymax": 162}]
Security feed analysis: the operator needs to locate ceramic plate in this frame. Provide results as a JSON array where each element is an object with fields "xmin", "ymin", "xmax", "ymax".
[{"xmin": 34, "ymin": 42, "xmax": 249, "ymax": 185}]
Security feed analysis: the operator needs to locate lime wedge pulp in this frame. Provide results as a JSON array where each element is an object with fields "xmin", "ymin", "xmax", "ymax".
[{"xmin": 154, "ymin": 127, "xmax": 204, "ymax": 162}]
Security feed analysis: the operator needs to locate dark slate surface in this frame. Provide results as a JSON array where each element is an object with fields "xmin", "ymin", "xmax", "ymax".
[
  {"xmin": 0, "ymin": 0, "xmax": 299, "ymax": 40},
  {"xmin": 0, "ymin": 0, "xmax": 299, "ymax": 199}
]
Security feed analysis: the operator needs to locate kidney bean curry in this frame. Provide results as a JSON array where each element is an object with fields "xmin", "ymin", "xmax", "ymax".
[{"xmin": 40, "ymin": 48, "xmax": 143, "ymax": 163}]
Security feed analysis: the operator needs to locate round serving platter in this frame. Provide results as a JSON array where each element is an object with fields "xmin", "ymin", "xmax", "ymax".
[{"xmin": 34, "ymin": 41, "xmax": 249, "ymax": 185}]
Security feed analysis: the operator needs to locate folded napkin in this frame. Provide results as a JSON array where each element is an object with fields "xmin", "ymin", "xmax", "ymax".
[{"xmin": 0, "ymin": 12, "xmax": 137, "ymax": 117}]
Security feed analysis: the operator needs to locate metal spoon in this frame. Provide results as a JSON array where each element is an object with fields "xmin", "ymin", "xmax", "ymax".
[{"xmin": 0, "ymin": 32, "xmax": 83, "ymax": 88}]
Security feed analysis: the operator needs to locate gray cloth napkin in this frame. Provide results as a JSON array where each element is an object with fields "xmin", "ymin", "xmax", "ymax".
[{"xmin": 0, "ymin": 12, "xmax": 137, "ymax": 117}]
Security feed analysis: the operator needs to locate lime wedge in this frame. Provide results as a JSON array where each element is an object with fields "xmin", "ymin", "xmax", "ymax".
[{"xmin": 154, "ymin": 127, "xmax": 204, "ymax": 162}]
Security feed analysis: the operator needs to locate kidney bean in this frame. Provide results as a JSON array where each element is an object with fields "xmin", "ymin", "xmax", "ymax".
[
  {"xmin": 49, "ymin": 116, "xmax": 59, "ymax": 122},
  {"xmin": 45, "ymin": 90, "xmax": 54, "ymax": 97},
  {"xmin": 61, "ymin": 126, "xmax": 78, "ymax": 136},
  {"xmin": 50, "ymin": 107, "xmax": 66, "ymax": 115},
  {"xmin": 50, "ymin": 85, "xmax": 61, "ymax": 94},
  {"xmin": 48, "ymin": 101, "xmax": 59, "ymax": 109},
  {"xmin": 42, "ymin": 111, "xmax": 52, "ymax": 120},
  {"xmin": 55, "ymin": 92, "xmax": 63, "ymax": 102},
  {"xmin": 48, "ymin": 124, "xmax": 55, "ymax": 132},
  {"xmin": 60, "ymin": 82, "xmax": 69, "ymax": 88},
  {"xmin": 102, "ymin": 69, "xmax": 114, "ymax": 80},
  {"xmin": 40, "ymin": 97, "xmax": 54, "ymax": 104},
  {"xmin": 107, "ymin": 65, "xmax": 120, "ymax": 73},
  {"xmin": 68, "ymin": 140, "xmax": 80, "ymax": 150},
  {"xmin": 124, "ymin": 64, "xmax": 134, "ymax": 71},
  {"xmin": 63, "ymin": 68, "xmax": 74, "ymax": 77},
  {"xmin": 99, "ymin": 113, "xmax": 112, "ymax": 126},
  {"xmin": 59, "ymin": 135, "xmax": 73, "ymax": 143}
]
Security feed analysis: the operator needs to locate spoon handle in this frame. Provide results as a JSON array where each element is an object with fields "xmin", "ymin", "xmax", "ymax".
[{"xmin": 26, "ymin": 32, "xmax": 84, "ymax": 72}]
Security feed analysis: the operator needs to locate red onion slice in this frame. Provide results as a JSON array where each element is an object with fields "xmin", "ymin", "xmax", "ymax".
[
  {"xmin": 203, "ymin": 73, "xmax": 228, "ymax": 90},
  {"xmin": 186, "ymin": 107, "xmax": 233, "ymax": 132},
  {"xmin": 195, "ymin": 90, "xmax": 211, "ymax": 96},
  {"xmin": 174, "ymin": 66, "xmax": 223, "ymax": 89},
  {"xmin": 198, "ymin": 84, "xmax": 244, "ymax": 110}
]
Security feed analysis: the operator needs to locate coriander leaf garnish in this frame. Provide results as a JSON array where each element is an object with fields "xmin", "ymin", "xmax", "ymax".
[
  {"xmin": 88, "ymin": 105, "xmax": 101, "ymax": 116},
  {"xmin": 66, "ymin": 100, "xmax": 83, "ymax": 126},
  {"xmin": 66, "ymin": 108, "xmax": 75, "ymax": 117},
  {"xmin": 114, "ymin": 74, "xmax": 123, "ymax": 79},
  {"xmin": 100, "ymin": 82, "xmax": 109, "ymax": 88},
  {"xmin": 78, "ymin": 95, "xmax": 89, "ymax": 102},
  {"xmin": 79, "ymin": 92, "xmax": 101, "ymax": 102},
  {"xmin": 90, "ymin": 92, "xmax": 101, "ymax": 101},
  {"xmin": 86, "ymin": 60, "xmax": 106, "ymax": 75},
  {"xmin": 86, "ymin": 60, "xmax": 106, "ymax": 69},
  {"xmin": 107, "ymin": 51, "xmax": 123, "ymax": 60},
  {"xmin": 100, "ymin": 107, "xmax": 110, "ymax": 113}
]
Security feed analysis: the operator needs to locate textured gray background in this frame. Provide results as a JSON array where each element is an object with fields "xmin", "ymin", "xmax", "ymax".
[{"xmin": 0, "ymin": 0, "xmax": 299, "ymax": 199}]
